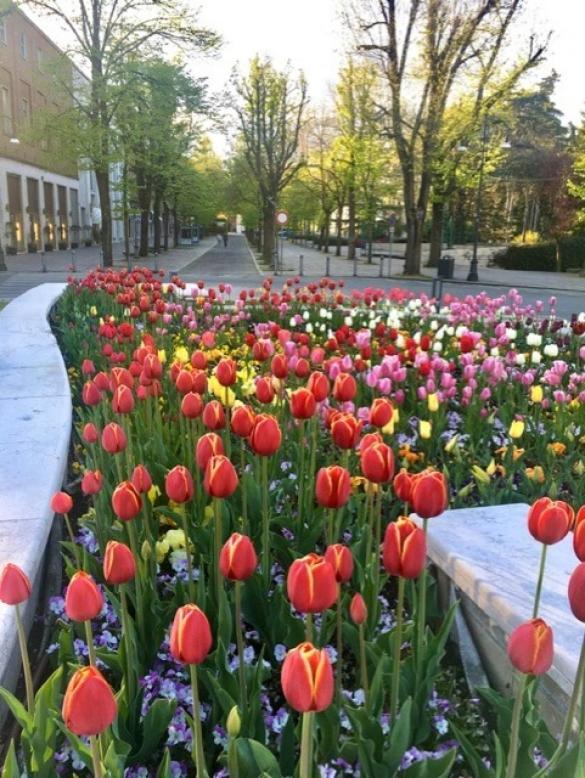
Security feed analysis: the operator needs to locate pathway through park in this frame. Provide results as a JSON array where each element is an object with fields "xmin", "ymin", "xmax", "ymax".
[{"xmin": 180, "ymin": 233, "xmax": 261, "ymax": 287}]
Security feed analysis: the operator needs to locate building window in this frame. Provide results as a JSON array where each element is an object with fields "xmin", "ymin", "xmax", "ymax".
[
  {"xmin": 19, "ymin": 32, "xmax": 27, "ymax": 59},
  {"xmin": 0, "ymin": 19, "xmax": 7, "ymax": 45},
  {"xmin": 0, "ymin": 85, "xmax": 12, "ymax": 136}
]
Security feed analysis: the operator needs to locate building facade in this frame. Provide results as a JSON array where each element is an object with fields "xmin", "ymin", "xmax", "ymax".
[{"xmin": 0, "ymin": 7, "xmax": 95, "ymax": 254}]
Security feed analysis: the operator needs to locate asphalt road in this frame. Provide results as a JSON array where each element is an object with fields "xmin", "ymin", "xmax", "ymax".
[{"xmin": 179, "ymin": 234, "xmax": 261, "ymax": 286}]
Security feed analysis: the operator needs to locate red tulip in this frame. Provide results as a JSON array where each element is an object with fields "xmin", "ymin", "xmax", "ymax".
[
  {"xmin": 287, "ymin": 553, "xmax": 338, "ymax": 613},
  {"xmin": 231, "ymin": 405, "xmax": 255, "ymax": 438},
  {"xmin": 527, "ymin": 497, "xmax": 574, "ymax": 545},
  {"xmin": 181, "ymin": 392, "xmax": 203, "ymax": 419},
  {"xmin": 82, "ymin": 423, "xmax": 99, "ymax": 444},
  {"xmin": 82, "ymin": 380, "xmax": 102, "ymax": 406},
  {"xmin": 507, "ymin": 618, "xmax": 553, "ymax": 675},
  {"xmin": 62, "ymin": 666, "xmax": 117, "ymax": 736},
  {"xmin": 383, "ymin": 518, "xmax": 427, "ymax": 579},
  {"xmin": 359, "ymin": 432, "xmax": 383, "ymax": 453},
  {"xmin": 131, "ymin": 464, "xmax": 152, "ymax": 494},
  {"xmin": 169, "ymin": 604, "xmax": 213, "ymax": 664},
  {"xmin": 324, "ymin": 544, "xmax": 354, "ymax": 583},
  {"xmin": 112, "ymin": 481, "xmax": 142, "ymax": 521},
  {"xmin": 103, "ymin": 541, "xmax": 136, "ymax": 585},
  {"xmin": 574, "ymin": 506, "xmax": 585, "ymax": 561},
  {"xmin": 216, "ymin": 358, "xmax": 237, "ymax": 387},
  {"xmin": 360, "ymin": 442, "xmax": 395, "ymax": 484},
  {"xmin": 295, "ymin": 358, "xmax": 310, "ymax": 378},
  {"xmin": 315, "ymin": 466, "xmax": 351, "ymax": 509},
  {"xmin": 112, "ymin": 384, "xmax": 134, "ymax": 414},
  {"xmin": 191, "ymin": 369, "xmax": 208, "ymax": 395},
  {"xmin": 81, "ymin": 359, "xmax": 95, "ymax": 376},
  {"xmin": 271, "ymin": 353, "xmax": 289, "ymax": 379},
  {"xmin": 0, "ymin": 563, "xmax": 31, "ymax": 605},
  {"xmin": 202, "ymin": 400, "xmax": 226, "ymax": 430},
  {"xmin": 393, "ymin": 469, "xmax": 412, "ymax": 503},
  {"xmin": 349, "ymin": 593, "xmax": 367, "ymax": 625},
  {"xmin": 290, "ymin": 388, "xmax": 316, "ymax": 419},
  {"xmin": 81, "ymin": 470, "xmax": 103, "ymax": 496},
  {"xmin": 65, "ymin": 571, "xmax": 103, "ymax": 621},
  {"xmin": 165, "ymin": 466, "xmax": 194, "ymax": 503},
  {"xmin": 51, "ymin": 491, "xmax": 73, "ymax": 514},
  {"xmin": 191, "ymin": 350, "xmax": 207, "ymax": 370},
  {"xmin": 204, "ymin": 455, "xmax": 238, "ymax": 498},
  {"xmin": 196, "ymin": 432, "xmax": 224, "ymax": 470},
  {"xmin": 307, "ymin": 371, "xmax": 329, "ymax": 402},
  {"xmin": 370, "ymin": 397, "xmax": 394, "ymax": 428},
  {"xmin": 410, "ymin": 469, "xmax": 448, "ymax": 518},
  {"xmin": 175, "ymin": 369, "xmax": 194, "ymax": 395},
  {"xmin": 333, "ymin": 373, "xmax": 357, "ymax": 402},
  {"xmin": 219, "ymin": 533, "xmax": 258, "ymax": 581},
  {"xmin": 281, "ymin": 642, "xmax": 334, "ymax": 713},
  {"xmin": 249, "ymin": 414, "xmax": 282, "ymax": 456},
  {"xmin": 255, "ymin": 376, "xmax": 276, "ymax": 404},
  {"xmin": 330, "ymin": 412, "xmax": 361, "ymax": 449},
  {"xmin": 101, "ymin": 422, "xmax": 127, "ymax": 454},
  {"xmin": 568, "ymin": 562, "xmax": 585, "ymax": 621}
]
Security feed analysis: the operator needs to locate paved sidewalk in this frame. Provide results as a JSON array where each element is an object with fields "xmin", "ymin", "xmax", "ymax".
[{"xmin": 179, "ymin": 233, "xmax": 261, "ymax": 286}]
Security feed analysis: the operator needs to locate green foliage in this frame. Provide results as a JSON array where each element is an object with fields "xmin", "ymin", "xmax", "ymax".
[{"xmin": 494, "ymin": 236, "xmax": 585, "ymax": 271}]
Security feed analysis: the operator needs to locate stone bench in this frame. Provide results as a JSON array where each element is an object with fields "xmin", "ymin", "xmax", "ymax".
[
  {"xmin": 414, "ymin": 503, "xmax": 581, "ymax": 733},
  {"xmin": 0, "ymin": 283, "xmax": 70, "ymax": 704}
]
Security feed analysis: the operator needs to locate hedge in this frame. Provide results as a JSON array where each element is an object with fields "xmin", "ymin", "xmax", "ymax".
[{"xmin": 493, "ymin": 236, "xmax": 585, "ymax": 272}]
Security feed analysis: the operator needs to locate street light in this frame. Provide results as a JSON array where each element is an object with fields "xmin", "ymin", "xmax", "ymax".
[{"xmin": 467, "ymin": 115, "xmax": 489, "ymax": 282}]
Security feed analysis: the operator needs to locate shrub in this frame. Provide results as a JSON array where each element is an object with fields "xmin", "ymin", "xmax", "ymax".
[{"xmin": 493, "ymin": 237, "xmax": 585, "ymax": 272}]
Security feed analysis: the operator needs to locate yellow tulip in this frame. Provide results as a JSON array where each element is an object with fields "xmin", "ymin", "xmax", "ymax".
[
  {"xmin": 508, "ymin": 420, "xmax": 525, "ymax": 439},
  {"xmin": 471, "ymin": 465, "xmax": 491, "ymax": 484},
  {"xmin": 530, "ymin": 385, "xmax": 543, "ymax": 404},
  {"xmin": 157, "ymin": 349, "xmax": 167, "ymax": 364},
  {"xmin": 444, "ymin": 434, "xmax": 459, "ymax": 453},
  {"xmin": 427, "ymin": 393, "xmax": 439, "ymax": 413},
  {"xmin": 419, "ymin": 420, "xmax": 432, "ymax": 440},
  {"xmin": 148, "ymin": 484, "xmax": 161, "ymax": 504},
  {"xmin": 173, "ymin": 346, "xmax": 190, "ymax": 365}
]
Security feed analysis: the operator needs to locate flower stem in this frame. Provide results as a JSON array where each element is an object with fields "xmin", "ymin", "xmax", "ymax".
[
  {"xmin": 298, "ymin": 420, "xmax": 305, "ymax": 533},
  {"xmin": 190, "ymin": 665, "xmax": 208, "ymax": 777},
  {"xmin": 335, "ymin": 589, "xmax": 342, "ymax": 706},
  {"xmin": 120, "ymin": 587, "xmax": 136, "ymax": 702},
  {"xmin": 532, "ymin": 544, "xmax": 548, "ymax": 618},
  {"xmin": 214, "ymin": 498, "xmax": 223, "ymax": 606},
  {"xmin": 415, "ymin": 519, "xmax": 429, "ymax": 694},
  {"xmin": 506, "ymin": 673, "xmax": 528, "ymax": 778},
  {"xmin": 305, "ymin": 613, "xmax": 313, "ymax": 643},
  {"xmin": 180, "ymin": 509, "xmax": 196, "ymax": 602},
  {"xmin": 235, "ymin": 581, "xmax": 247, "ymax": 712},
  {"xmin": 64, "ymin": 513, "xmax": 81, "ymax": 568},
  {"xmin": 240, "ymin": 446, "xmax": 248, "ymax": 534},
  {"xmin": 261, "ymin": 457, "xmax": 270, "ymax": 588},
  {"xmin": 390, "ymin": 576, "xmax": 405, "ymax": 721},
  {"xmin": 90, "ymin": 735, "xmax": 104, "ymax": 778},
  {"xmin": 126, "ymin": 520, "xmax": 146, "ymax": 639},
  {"xmin": 358, "ymin": 622, "xmax": 369, "ymax": 708},
  {"xmin": 84, "ymin": 619, "xmax": 97, "ymax": 667},
  {"xmin": 299, "ymin": 711, "xmax": 314, "ymax": 778},
  {"xmin": 14, "ymin": 605, "xmax": 34, "ymax": 714}
]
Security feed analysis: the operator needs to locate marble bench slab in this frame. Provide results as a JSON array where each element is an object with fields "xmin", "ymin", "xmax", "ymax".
[
  {"xmin": 0, "ymin": 283, "xmax": 70, "ymax": 702},
  {"xmin": 414, "ymin": 503, "xmax": 582, "ymax": 730}
]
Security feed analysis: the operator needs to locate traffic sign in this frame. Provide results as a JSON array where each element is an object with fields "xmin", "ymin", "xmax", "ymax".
[{"xmin": 275, "ymin": 210, "xmax": 289, "ymax": 226}]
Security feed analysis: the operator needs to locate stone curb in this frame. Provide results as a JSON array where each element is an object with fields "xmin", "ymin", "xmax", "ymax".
[{"xmin": 0, "ymin": 283, "xmax": 70, "ymax": 703}]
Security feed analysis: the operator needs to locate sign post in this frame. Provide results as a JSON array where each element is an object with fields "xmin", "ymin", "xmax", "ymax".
[{"xmin": 275, "ymin": 210, "xmax": 288, "ymax": 273}]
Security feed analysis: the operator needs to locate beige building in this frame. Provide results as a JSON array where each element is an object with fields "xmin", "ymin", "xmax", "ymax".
[{"xmin": 0, "ymin": 7, "xmax": 96, "ymax": 254}]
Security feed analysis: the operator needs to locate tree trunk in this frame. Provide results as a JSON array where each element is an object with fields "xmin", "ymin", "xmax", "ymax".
[
  {"xmin": 323, "ymin": 211, "xmax": 331, "ymax": 254},
  {"xmin": 262, "ymin": 202, "xmax": 275, "ymax": 264},
  {"xmin": 404, "ymin": 207, "xmax": 425, "ymax": 275},
  {"xmin": 122, "ymin": 159, "xmax": 130, "ymax": 265},
  {"xmin": 172, "ymin": 205, "xmax": 180, "ymax": 248},
  {"xmin": 347, "ymin": 186, "xmax": 356, "ymax": 260},
  {"xmin": 427, "ymin": 200, "xmax": 444, "ymax": 268},
  {"xmin": 367, "ymin": 219, "xmax": 373, "ymax": 263},
  {"xmin": 163, "ymin": 201, "xmax": 169, "ymax": 251},
  {"xmin": 153, "ymin": 189, "xmax": 162, "ymax": 254},
  {"xmin": 94, "ymin": 166, "xmax": 112, "ymax": 266},
  {"xmin": 336, "ymin": 209, "xmax": 343, "ymax": 256}
]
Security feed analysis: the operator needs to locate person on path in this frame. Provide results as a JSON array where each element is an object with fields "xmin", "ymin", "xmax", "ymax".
[
  {"xmin": 216, "ymin": 233, "xmax": 222, "ymax": 246},
  {"xmin": 223, "ymin": 232, "xmax": 228, "ymax": 248}
]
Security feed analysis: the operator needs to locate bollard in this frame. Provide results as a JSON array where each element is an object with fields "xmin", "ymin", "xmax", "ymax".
[
  {"xmin": 154, "ymin": 252, "xmax": 159, "ymax": 272},
  {"xmin": 352, "ymin": 253, "xmax": 357, "ymax": 277},
  {"xmin": 378, "ymin": 255, "xmax": 384, "ymax": 277},
  {"xmin": 431, "ymin": 277, "xmax": 444, "ymax": 301},
  {"xmin": 40, "ymin": 250, "xmax": 47, "ymax": 273},
  {"xmin": 70, "ymin": 249, "xmax": 76, "ymax": 273},
  {"xmin": 325, "ymin": 254, "xmax": 330, "ymax": 276},
  {"xmin": 299, "ymin": 254, "xmax": 304, "ymax": 276}
]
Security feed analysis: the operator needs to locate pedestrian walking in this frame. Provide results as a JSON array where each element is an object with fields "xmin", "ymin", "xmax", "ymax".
[
  {"xmin": 216, "ymin": 233, "xmax": 222, "ymax": 246},
  {"xmin": 223, "ymin": 233, "xmax": 228, "ymax": 248}
]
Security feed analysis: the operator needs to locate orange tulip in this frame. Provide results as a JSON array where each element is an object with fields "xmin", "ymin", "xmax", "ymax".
[
  {"xmin": 527, "ymin": 497, "xmax": 574, "ymax": 545},
  {"xmin": 255, "ymin": 376, "xmax": 276, "ymax": 404},
  {"xmin": 249, "ymin": 414, "xmax": 282, "ymax": 457},
  {"xmin": 169, "ymin": 604, "xmax": 213, "ymax": 665},
  {"xmin": 181, "ymin": 392, "xmax": 203, "ymax": 419},
  {"xmin": 349, "ymin": 593, "xmax": 368, "ymax": 625},
  {"xmin": 81, "ymin": 470, "xmax": 103, "ymax": 496},
  {"xmin": 65, "ymin": 571, "xmax": 103, "ymax": 622},
  {"xmin": 574, "ymin": 506, "xmax": 585, "ymax": 561},
  {"xmin": 231, "ymin": 405, "xmax": 255, "ymax": 438},
  {"xmin": 360, "ymin": 442, "xmax": 395, "ymax": 484},
  {"xmin": 51, "ymin": 491, "xmax": 73, "ymax": 514},
  {"xmin": 196, "ymin": 432, "xmax": 224, "ymax": 471},
  {"xmin": 204, "ymin": 455, "xmax": 238, "ymax": 498},
  {"xmin": 0, "ymin": 563, "xmax": 31, "ymax": 605},
  {"xmin": 507, "ymin": 618, "xmax": 553, "ymax": 675},
  {"xmin": 111, "ymin": 384, "xmax": 134, "ymax": 414},
  {"xmin": 131, "ymin": 464, "xmax": 152, "ymax": 494},
  {"xmin": 219, "ymin": 533, "xmax": 258, "ymax": 581},
  {"xmin": 290, "ymin": 388, "xmax": 316, "ymax": 419},
  {"xmin": 216, "ymin": 358, "xmax": 237, "ymax": 387},
  {"xmin": 271, "ymin": 353, "xmax": 289, "ymax": 379},
  {"xmin": 82, "ymin": 380, "xmax": 102, "ymax": 406},
  {"xmin": 383, "ymin": 518, "xmax": 427, "ymax": 579},
  {"xmin": 202, "ymin": 400, "xmax": 226, "ymax": 430},
  {"xmin": 315, "ymin": 466, "xmax": 351, "ymax": 509},
  {"xmin": 62, "ymin": 666, "xmax": 117, "ymax": 736},
  {"xmin": 370, "ymin": 397, "xmax": 394, "ymax": 428},
  {"xmin": 103, "ymin": 541, "xmax": 136, "ymax": 585},
  {"xmin": 112, "ymin": 481, "xmax": 142, "ymax": 521},
  {"xmin": 333, "ymin": 373, "xmax": 357, "ymax": 402},
  {"xmin": 324, "ymin": 544, "xmax": 354, "ymax": 583},
  {"xmin": 281, "ymin": 642, "xmax": 334, "ymax": 713},
  {"xmin": 307, "ymin": 371, "xmax": 329, "ymax": 402},
  {"xmin": 101, "ymin": 422, "xmax": 127, "ymax": 454},
  {"xmin": 330, "ymin": 412, "xmax": 361, "ymax": 450},
  {"xmin": 287, "ymin": 553, "xmax": 338, "ymax": 613},
  {"xmin": 165, "ymin": 466, "xmax": 194, "ymax": 503},
  {"xmin": 393, "ymin": 469, "xmax": 412, "ymax": 503},
  {"xmin": 82, "ymin": 422, "xmax": 99, "ymax": 444},
  {"xmin": 410, "ymin": 469, "xmax": 448, "ymax": 518}
]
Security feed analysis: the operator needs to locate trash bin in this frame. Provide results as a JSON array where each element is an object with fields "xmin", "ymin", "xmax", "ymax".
[{"xmin": 438, "ymin": 255, "xmax": 454, "ymax": 279}]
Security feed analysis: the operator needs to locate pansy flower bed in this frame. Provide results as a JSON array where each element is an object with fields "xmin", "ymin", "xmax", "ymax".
[{"xmin": 1, "ymin": 269, "xmax": 585, "ymax": 777}]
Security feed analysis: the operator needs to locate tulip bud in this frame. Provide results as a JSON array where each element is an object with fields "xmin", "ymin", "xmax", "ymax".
[
  {"xmin": 131, "ymin": 464, "xmax": 152, "ymax": 494},
  {"xmin": 204, "ymin": 455, "xmax": 238, "ymax": 498},
  {"xmin": 202, "ymin": 400, "xmax": 226, "ymax": 430},
  {"xmin": 65, "ymin": 571, "xmax": 103, "ymax": 622},
  {"xmin": 255, "ymin": 376, "xmax": 276, "ymax": 404},
  {"xmin": 507, "ymin": 618, "xmax": 553, "ymax": 675},
  {"xmin": 112, "ymin": 481, "xmax": 142, "ymax": 521},
  {"xmin": 216, "ymin": 358, "xmax": 237, "ymax": 387},
  {"xmin": 103, "ymin": 541, "xmax": 136, "ymax": 585},
  {"xmin": 169, "ymin": 604, "xmax": 213, "ymax": 664},
  {"xmin": 281, "ymin": 642, "xmax": 334, "ymax": 712},
  {"xmin": 249, "ymin": 414, "xmax": 282, "ymax": 457},
  {"xmin": 101, "ymin": 422, "xmax": 127, "ymax": 454},
  {"xmin": 226, "ymin": 705, "xmax": 241, "ymax": 737},
  {"xmin": 531, "ymin": 385, "xmax": 543, "ymax": 404},
  {"xmin": 574, "ymin": 507, "xmax": 585, "ymax": 561},
  {"xmin": 333, "ymin": 373, "xmax": 357, "ymax": 402},
  {"xmin": 196, "ymin": 432, "xmax": 224, "ymax": 471},
  {"xmin": 82, "ymin": 423, "xmax": 99, "ymax": 444},
  {"xmin": 360, "ymin": 442, "xmax": 395, "ymax": 484},
  {"xmin": 219, "ymin": 533, "xmax": 258, "ymax": 581},
  {"xmin": 81, "ymin": 470, "xmax": 103, "ymax": 496},
  {"xmin": 290, "ymin": 388, "xmax": 316, "ymax": 419},
  {"xmin": 509, "ymin": 419, "xmax": 525, "ymax": 439},
  {"xmin": 231, "ymin": 405, "xmax": 255, "ymax": 438},
  {"xmin": 51, "ymin": 491, "xmax": 73, "ymax": 514},
  {"xmin": 410, "ymin": 469, "xmax": 448, "ymax": 518},
  {"xmin": 324, "ymin": 544, "xmax": 354, "ymax": 583},
  {"xmin": 315, "ymin": 466, "xmax": 351, "ymax": 509},
  {"xmin": 271, "ymin": 354, "xmax": 288, "ymax": 379},
  {"xmin": 82, "ymin": 380, "xmax": 102, "ymax": 406},
  {"xmin": 181, "ymin": 391, "xmax": 203, "ymax": 419},
  {"xmin": 527, "ymin": 497, "xmax": 573, "ymax": 545},
  {"xmin": 349, "ymin": 593, "xmax": 367, "ymax": 625},
  {"xmin": 419, "ymin": 420, "xmax": 432, "ymax": 440},
  {"xmin": 81, "ymin": 359, "xmax": 96, "ymax": 376},
  {"xmin": 287, "ymin": 553, "xmax": 338, "ymax": 613},
  {"xmin": 370, "ymin": 397, "xmax": 393, "ymax": 428},
  {"xmin": 191, "ymin": 350, "xmax": 207, "ymax": 370},
  {"xmin": 112, "ymin": 384, "xmax": 135, "ymax": 414},
  {"xmin": 359, "ymin": 432, "xmax": 383, "ymax": 453},
  {"xmin": 0, "ymin": 563, "xmax": 31, "ymax": 605},
  {"xmin": 165, "ymin": 466, "xmax": 194, "ymax": 503},
  {"xmin": 383, "ymin": 518, "xmax": 427, "ymax": 579},
  {"xmin": 307, "ymin": 371, "xmax": 329, "ymax": 402},
  {"xmin": 330, "ymin": 412, "xmax": 361, "ymax": 450},
  {"xmin": 62, "ymin": 666, "xmax": 117, "ymax": 736},
  {"xmin": 568, "ymin": 562, "xmax": 585, "ymax": 622}
]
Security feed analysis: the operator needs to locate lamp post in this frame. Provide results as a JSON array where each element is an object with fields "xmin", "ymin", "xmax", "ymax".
[{"xmin": 467, "ymin": 115, "xmax": 489, "ymax": 282}]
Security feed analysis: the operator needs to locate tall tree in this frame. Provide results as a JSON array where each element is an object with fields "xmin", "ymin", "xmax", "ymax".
[
  {"xmin": 233, "ymin": 56, "xmax": 308, "ymax": 263},
  {"xmin": 21, "ymin": 0, "xmax": 219, "ymax": 265},
  {"xmin": 348, "ymin": 0, "xmax": 547, "ymax": 274}
]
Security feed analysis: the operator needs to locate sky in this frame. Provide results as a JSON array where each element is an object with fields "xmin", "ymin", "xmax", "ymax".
[{"xmin": 25, "ymin": 0, "xmax": 585, "ymax": 147}]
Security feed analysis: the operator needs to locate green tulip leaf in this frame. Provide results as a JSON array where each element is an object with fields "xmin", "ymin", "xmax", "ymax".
[
  {"xmin": 1, "ymin": 740, "xmax": 20, "ymax": 778},
  {"xmin": 400, "ymin": 748, "xmax": 457, "ymax": 777},
  {"xmin": 235, "ymin": 737, "xmax": 282, "ymax": 778}
]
